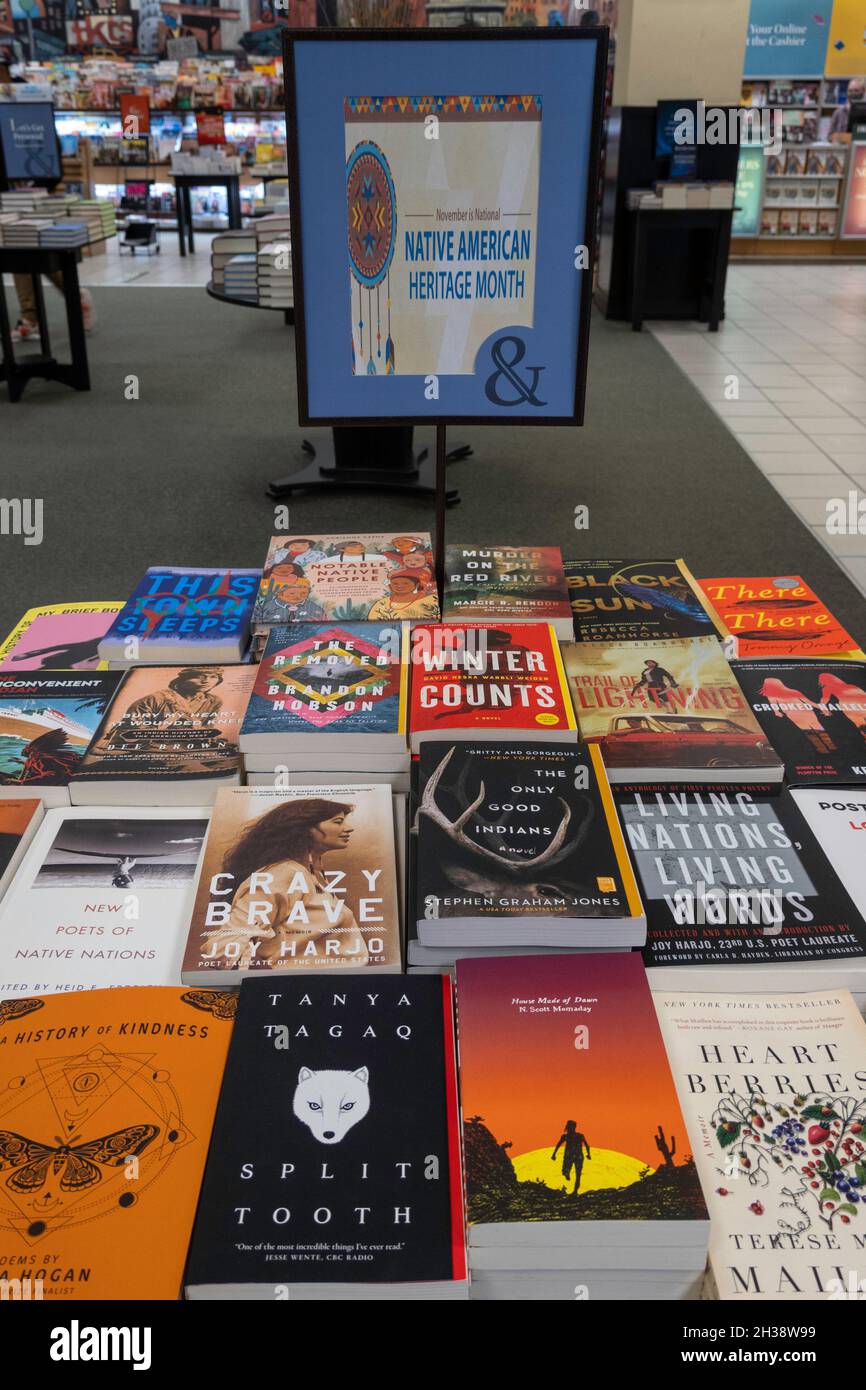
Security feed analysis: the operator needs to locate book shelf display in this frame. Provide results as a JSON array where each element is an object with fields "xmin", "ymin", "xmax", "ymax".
[{"xmin": 741, "ymin": 75, "xmax": 855, "ymax": 144}]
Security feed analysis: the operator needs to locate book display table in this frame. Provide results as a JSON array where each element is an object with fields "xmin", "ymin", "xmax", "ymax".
[
  {"xmin": 0, "ymin": 245, "xmax": 91, "ymax": 402},
  {"xmin": 173, "ymin": 173, "xmax": 242, "ymax": 257}
]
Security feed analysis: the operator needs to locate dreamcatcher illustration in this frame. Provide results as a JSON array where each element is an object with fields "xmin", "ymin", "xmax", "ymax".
[{"xmin": 346, "ymin": 140, "xmax": 397, "ymax": 376}]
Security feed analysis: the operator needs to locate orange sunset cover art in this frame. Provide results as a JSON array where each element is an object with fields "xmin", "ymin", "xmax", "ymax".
[{"xmin": 455, "ymin": 954, "xmax": 707, "ymax": 1226}]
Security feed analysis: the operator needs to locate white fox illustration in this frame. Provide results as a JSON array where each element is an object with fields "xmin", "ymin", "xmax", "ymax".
[{"xmin": 292, "ymin": 1066, "xmax": 370, "ymax": 1144}]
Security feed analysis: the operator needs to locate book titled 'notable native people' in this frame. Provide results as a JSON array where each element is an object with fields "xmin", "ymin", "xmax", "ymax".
[
  {"xmin": 98, "ymin": 566, "xmax": 261, "ymax": 667},
  {"xmin": 443, "ymin": 545, "xmax": 572, "ymax": 639}
]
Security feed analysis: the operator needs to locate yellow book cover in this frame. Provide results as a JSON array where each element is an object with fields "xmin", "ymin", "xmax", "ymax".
[{"xmin": 0, "ymin": 603, "xmax": 123, "ymax": 673}]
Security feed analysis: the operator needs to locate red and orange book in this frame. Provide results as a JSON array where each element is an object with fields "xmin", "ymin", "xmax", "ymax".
[{"xmin": 699, "ymin": 575, "xmax": 865, "ymax": 660}]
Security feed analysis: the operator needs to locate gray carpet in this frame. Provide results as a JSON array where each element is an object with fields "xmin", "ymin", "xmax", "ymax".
[{"xmin": 1, "ymin": 286, "xmax": 865, "ymax": 647}]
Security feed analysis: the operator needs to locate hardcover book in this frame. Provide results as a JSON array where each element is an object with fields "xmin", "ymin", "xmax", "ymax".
[
  {"xmin": 655, "ymin": 989, "xmax": 866, "ymax": 1300},
  {"xmin": 616, "ymin": 787, "xmax": 866, "ymax": 993},
  {"xmin": 185, "ymin": 975, "xmax": 467, "ymax": 1298},
  {"xmin": 0, "ymin": 672, "xmax": 124, "ymax": 808},
  {"xmin": 182, "ymin": 784, "xmax": 401, "ymax": 983},
  {"xmin": 0, "ymin": 798, "xmax": 43, "ymax": 901},
  {"xmin": 0, "ymin": 602, "xmax": 122, "ymax": 671},
  {"xmin": 442, "ymin": 545, "xmax": 572, "ymax": 638},
  {"xmin": 251, "ymin": 533, "xmax": 439, "ymax": 638},
  {"xmin": 98, "ymin": 567, "xmax": 261, "ymax": 666},
  {"xmin": 70, "ymin": 664, "xmax": 256, "ymax": 805},
  {"xmin": 790, "ymin": 789, "xmax": 866, "ymax": 926},
  {"xmin": 733, "ymin": 659, "xmax": 866, "ymax": 785},
  {"xmin": 409, "ymin": 622, "xmax": 577, "ymax": 752},
  {"xmin": 564, "ymin": 559, "xmax": 723, "ymax": 644},
  {"xmin": 455, "ymin": 954, "xmax": 709, "ymax": 1249},
  {"xmin": 699, "ymin": 576, "xmax": 864, "ymax": 660},
  {"xmin": 0, "ymin": 986, "xmax": 234, "ymax": 1300},
  {"xmin": 0, "ymin": 807, "xmax": 209, "ymax": 995},
  {"xmin": 562, "ymin": 636, "xmax": 783, "ymax": 787},
  {"xmin": 415, "ymin": 741, "xmax": 644, "ymax": 946},
  {"xmin": 240, "ymin": 622, "xmax": 408, "ymax": 753}
]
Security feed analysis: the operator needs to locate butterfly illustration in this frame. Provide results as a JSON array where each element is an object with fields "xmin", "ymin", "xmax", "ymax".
[
  {"xmin": 0, "ymin": 999, "xmax": 44, "ymax": 1026},
  {"xmin": 0, "ymin": 1125, "xmax": 159, "ymax": 1194},
  {"xmin": 180, "ymin": 989, "xmax": 237, "ymax": 1021}
]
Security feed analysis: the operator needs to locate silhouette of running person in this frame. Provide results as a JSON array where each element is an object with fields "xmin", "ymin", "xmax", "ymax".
[{"xmin": 551, "ymin": 1119, "xmax": 591, "ymax": 1194}]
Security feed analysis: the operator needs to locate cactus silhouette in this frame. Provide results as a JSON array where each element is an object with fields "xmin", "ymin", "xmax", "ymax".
[{"xmin": 654, "ymin": 1124, "xmax": 676, "ymax": 1167}]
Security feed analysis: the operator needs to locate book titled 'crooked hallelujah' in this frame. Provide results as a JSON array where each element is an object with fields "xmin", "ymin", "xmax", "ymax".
[
  {"xmin": 98, "ymin": 567, "xmax": 261, "ymax": 667},
  {"xmin": 0, "ymin": 986, "xmax": 234, "ymax": 1300},
  {"xmin": 732, "ymin": 659, "xmax": 866, "ymax": 786},
  {"xmin": 443, "ymin": 545, "xmax": 572, "ymax": 639},
  {"xmin": 562, "ymin": 635, "xmax": 782, "ymax": 789},
  {"xmin": 185, "ymin": 975, "xmax": 467, "ymax": 1299}
]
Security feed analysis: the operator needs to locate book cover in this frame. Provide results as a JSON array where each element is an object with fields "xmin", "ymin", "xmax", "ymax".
[
  {"xmin": 442, "ymin": 545, "xmax": 570, "ymax": 628},
  {"xmin": 183, "ymin": 785, "xmax": 401, "ymax": 979},
  {"xmin": 564, "ymin": 559, "xmax": 724, "ymax": 644},
  {"xmin": 0, "ymin": 986, "xmax": 234, "ymax": 1301},
  {"xmin": 561, "ymin": 636, "xmax": 782, "ymax": 779},
  {"xmin": 0, "ymin": 602, "xmax": 123, "ymax": 672},
  {"xmin": 655, "ymin": 989, "xmax": 866, "ymax": 1300},
  {"xmin": 0, "ymin": 807, "xmax": 209, "ymax": 995},
  {"xmin": 790, "ymin": 790, "xmax": 866, "ymax": 925},
  {"xmin": 98, "ymin": 567, "xmax": 261, "ymax": 661},
  {"xmin": 617, "ymin": 788, "xmax": 866, "ymax": 974},
  {"xmin": 456, "ymin": 954, "xmax": 708, "ymax": 1231},
  {"xmin": 0, "ymin": 673, "xmax": 123, "ymax": 792},
  {"xmin": 0, "ymin": 798, "xmax": 43, "ymax": 899},
  {"xmin": 415, "ymin": 741, "xmax": 643, "ymax": 928},
  {"xmin": 185, "ymin": 976, "xmax": 466, "ymax": 1294},
  {"xmin": 252, "ymin": 533, "xmax": 439, "ymax": 629},
  {"xmin": 409, "ymin": 623, "xmax": 576, "ymax": 749},
  {"xmin": 699, "ymin": 576, "xmax": 864, "ymax": 659},
  {"xmin": 733, "ymin": 659, "xmax": 866, "ymax": 785},
  {"xmin": 74, "ymin": 665, "xmax": 256, "ymax": 784},
  {"xmin": 240, "ymin": 622, "xmax": 408, "ymax": 744}
]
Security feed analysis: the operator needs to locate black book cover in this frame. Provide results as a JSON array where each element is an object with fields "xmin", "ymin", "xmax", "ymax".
[
  {"xmin": 732, "ymin": 659, "xmax": 866, "ymax": 785},
  {"xmin": 564, "ymin": 559, "xmax": 720, "ymax": 643},
  {"xmin": 186, "ymin": 975, "xmax": 465, "ymax": 1290},
  {"xmin": 0, "ymin": 671, "xmax": 123, "ymax": 789},
  {"xmin": 616, "ymin": 788, "xmax": 866, "ymax": 971},
  {"xmin": 415, "ymin": 740, "xmax": 641, "ymax": 924}
]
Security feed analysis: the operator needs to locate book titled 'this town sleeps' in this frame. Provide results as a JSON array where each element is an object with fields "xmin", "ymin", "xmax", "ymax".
[
  {"xmin": 185, "ymin": 975, "xmax": 467, "ymax": 1299},
  {"xmin": 442, "ymin": 545, "xmax": 572, "ymax": 639},
  {"xmin": 98, "ymin": 567, "xmax": 261, "ymax": 667}
]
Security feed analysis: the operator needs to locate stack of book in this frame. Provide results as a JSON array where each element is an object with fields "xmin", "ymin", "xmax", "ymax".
[
  {"xmin": 210, "ymin": 230, "xmax": 257, "ymax": 290},
  {"xmin": 456, "ymin": 955, "xmax": 709, "ymax": 1300},
  {"xmin": 222, "ymin": 252, "xmax": 258, "ymax": 299},
  {"xmin": 73, "ymin": 198, "xmax": 117, "ymax": 241},
  {"xmin": 0, "ymin": 671, "xmax": 123, "ymax": 808},
  {"xmin": 257, "ymin": 241, "xmax": 292, "ymax": 308},
  {"xmin": 39, "ymin": 220, "xmax": 90, "ymax": 247},
  {"xmin": 0, "ymin": 189, "xmax": 49, "ymax": 214},
  {"xmin": 97, "ymin": 565, "xmax": 260, "ymax": 667},
  {"xmin": 2, "ymin": 218, "xmax": 53, "ymax": 246}
]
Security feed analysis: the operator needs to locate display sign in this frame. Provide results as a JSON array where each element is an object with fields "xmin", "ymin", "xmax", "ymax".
[
  {"xmin": 119, "ymin": 91, "xmax": 151, "ymax": 139},
  {"xmin": 841, "ymin": 143, "xmax": 866, "ymax": 239},
  {"xmin": 825, "ymin": 0, "xmax": 866, "ymax": 77},
  {"xmin": 0, "ymin": 100, "xmax": 60, "ymax": 183},
  {"xmin": 195, "ymin": 109, "xmax": 226, "ymax": 146},
  {"xmin": 743, "ymin": 0, "xmax": 832, "ymax": 78},
  {"xmin": 732, "ymin": 145, "xmax": 765, "ymax": 236},
  {"xmin": 284, "ymin": 28, "xmax": 607, "ymax": 426}
]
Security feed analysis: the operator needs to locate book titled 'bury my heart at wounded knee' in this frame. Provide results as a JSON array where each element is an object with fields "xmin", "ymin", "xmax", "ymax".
[
  {"xmin": 184, "ymin": 975, "xmax": 467, "ymax": 1299},
  {"xmin": 97, "ymin": 567, "xmax": 261, "ymax": 667}
]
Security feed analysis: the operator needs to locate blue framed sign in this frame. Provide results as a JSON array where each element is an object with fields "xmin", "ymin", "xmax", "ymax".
[
  {"xmin": 282, "ymin": 28, "xmax": 608, "ymax": 426},
  {"xmin": 743, "ymin": 0, "xmax": 832, "ymax": 79},
  {"xmin": 0, "ymin": 102, "xmax": 61, "ymax": 184}
]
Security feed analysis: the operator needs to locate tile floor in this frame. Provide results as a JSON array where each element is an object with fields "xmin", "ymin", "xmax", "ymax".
[{"xmin": 649, "ymin": 263, "xmax": 866, "ymax": 598}]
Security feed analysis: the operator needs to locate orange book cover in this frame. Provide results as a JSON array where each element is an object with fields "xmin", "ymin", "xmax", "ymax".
[
  {"xmin": 0, "ymin": 986, "xmax": 234, "ymax": 1300},
  {"xmin": 700, "ymin": 575, "xmax": 865, "ymax": 659}
]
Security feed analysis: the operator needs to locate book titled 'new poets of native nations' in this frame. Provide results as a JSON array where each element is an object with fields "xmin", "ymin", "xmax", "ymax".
[
  {"xmin": 655, "ymin": 989, "xmax": 866, "ymax": 1301},
  {"xmin": 0, "ymin": 672, "xmax": 124, "ymax": 808},
  {"xmin": 562, "ymin": 635, "xmax": 783, "ymax": 788},
  {"xmin": 564, "ymin": 559, "xmax": 723, "ymax": 644},
  {"xmin": 442, "ymin": 545, "xmax": 572, "ymax": 639},
  {"xmin": 616, "ymin": 788, "xmax": 866, "ymax": 994},
  {"xmin": 185, "ymin": 975, "xmax": 467, "ymax": 1299},
  {"xmin": 98, "ymin": 567, "xmax": 261, "ymax": 667},
  {"xmin": 415, "ymin": 741, "xmax": 644, "ymax": 947},
  {"xmin": 0, "ymin": 602, "xmax": 123, "ymax": 671},
  {"xmin": 733, "ymin": 659, "xmax": 866, "ymax": 786},
  {"xmin": 699, "ymin": 576, "xmax": 864, "ymax": 661},
  {"xmin": 182, "ymin": 785, "xmax": 401, "ymax": 984},
  {"xmin": 0, "ymin": 986, "xmax": 234, "ymax": 1300}
]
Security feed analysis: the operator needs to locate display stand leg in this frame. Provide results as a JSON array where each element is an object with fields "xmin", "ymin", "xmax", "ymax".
[
  {"xmin": 176, "ymin": 190, "xmax": 186, "ymax": 258},
  {"xmin": 267, "ymin": 427, "xmax": 466, "ymax": 503},
  {"xmin": 435, "ymin": 423, "xmax": 447, "ymax": 597}
]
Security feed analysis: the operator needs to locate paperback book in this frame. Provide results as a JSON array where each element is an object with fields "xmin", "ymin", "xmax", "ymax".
[
  {"xmin": 616, "ymin": 788, "xmax": 866, "ymax": 993},
  {"xmin": 0, "ymin": 672, "xmax": 124, "ymax": 807},
  {"xmin": 0, "ymin": 798, "xmax": 43, "ymax": 900},
  {"xmin": 415, "ymin": 741, "xmax": 644, "ymax": 946},
  {"xmin": 0, "ymin": 601, "xmax": 123, "ymax": 671},
  {"xmin": 185, "ymin": 975, "xmax": 467, "ymax": 1299},
  {"xmin": 442, "ymin": 545, "xmax": 571, "ymax": 639},
  {"xmin": 0, "ymin": 807, "xmax": 209, "ymax": 996},
  {"xmin": 98, "ymin": 567, "xmax": 261, "ymax": 666},
  {"xmin": 182, "ymin": 784, "xmax": 401, "ymax": 983},
  {"xmin": 562, "ymin": 636, "xmax": 783, "ymax": 787},
  {"xmin": 655, "ymin": 989, "xmax": 866, "ymax": 1300},
  {"xmin": 699, "ymin": 576, "xmax": 864, "ymax": 660},
  {"xmin": 71, "ymin": 664, "xmax": 256, "ymax": 805},
  {"xmin": 790, "ymin": 789, "xmax": 866, "ymax": 926},
  {"xmin": 0, "ymin": 986, "xmax": 234, "ymax": 1300},
  {"xmin": 240, "ymin": 622, "xmax": 408, "ymax": 754},
  {"xmin": 409, "ymin": 622, "xmax": 576, "ymax": 752},
  {"xmin": 733, "ymin": 659, "xmax": 866, "ymax": 785},
  {"xmin": 564, "ymin": 559, "xmax": 723, "ymax": 644}
]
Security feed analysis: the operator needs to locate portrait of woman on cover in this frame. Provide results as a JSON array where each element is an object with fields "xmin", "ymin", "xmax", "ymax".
[{"xmin": 202, "ymin": 798, "xmax": 369, "ymax": 969}]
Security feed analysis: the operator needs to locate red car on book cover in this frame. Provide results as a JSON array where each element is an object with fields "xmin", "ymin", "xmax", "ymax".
[{"xmin": 599, "ymin": 713, "xmax": 776, "ymax": 768}]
